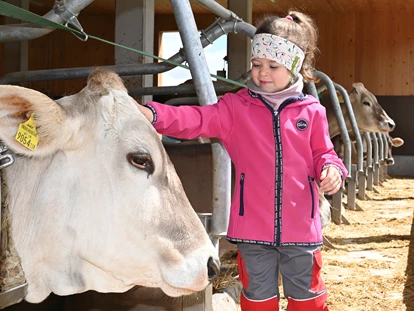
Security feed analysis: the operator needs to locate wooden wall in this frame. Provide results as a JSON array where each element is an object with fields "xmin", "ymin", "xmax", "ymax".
[
  {"xmin": 26, "ymin": 15, "xmax": 115, "ymax": 97},
  {"xmin": 0, "ymin": 16, "xmax": 4, "ymax": 77},
  {"xmin": 314, "ymin": 10, "xmax": 414, "ymax": 96}
]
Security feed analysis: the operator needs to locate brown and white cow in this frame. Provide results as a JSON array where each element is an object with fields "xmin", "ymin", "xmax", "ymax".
[
  {"xmin": 331, "ymin": 132, "xmax": 404, "ymax": 166},
  {"xmin": 0, "ymin": 68, "xmax": 219, "ymax": 304},
  {"xmin": 383, "ymin": 134, "xmax": 404, "ymax": 166},
  {"xmin": 320, "ymin": 82, "xmax": 395, "ymax": 138}
]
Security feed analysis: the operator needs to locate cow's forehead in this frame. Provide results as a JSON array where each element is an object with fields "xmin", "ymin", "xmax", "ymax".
[{"xmin": 87, "ymin": 68, "xmax": 127, "ymax": 92}]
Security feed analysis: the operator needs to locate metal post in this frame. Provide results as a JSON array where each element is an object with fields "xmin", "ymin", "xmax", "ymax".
[
  {"xmin": 376, "ymin": 132, "xmax": 385, "ymax": 183},
  {"xmin": 334, "ymin": 83, "xmax": 364, "ymax": 209},
  {"xmin": 314, "ymin": 71, "xmax": 350, "ymax": 225},
  {"xmin": 171, "ymin": 1, "xmax": 234, "ymax": 309},
  {"xmin": 314, "ymin": 71, "xmax": 351, "ymax": 175},
  {"xmin": 304, "ymin": 81, "xmax": 319, "ymax": 99},
  {"xmin": 371, "ymin": 132, "xmax": 380, "ymax": 188},
  {"xmin": 171, "ymin": 0, "xmax": 231, "ymax": 252},
  {"xmin": 365, "ymin": 132, "xmax": 373, "ymax": 192},
  {"xmin": 382, "ymin": 133, "xmax": 389, "ymax": 179}
]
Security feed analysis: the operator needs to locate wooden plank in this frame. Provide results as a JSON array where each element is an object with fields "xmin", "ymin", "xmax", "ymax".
[
  {"xmin": 398, "ymin": 11, "xmax": 412, "ymax": 95},
  {"xmin": 182, "ymin": 285, "xmax": 213, "ymax": 311}
]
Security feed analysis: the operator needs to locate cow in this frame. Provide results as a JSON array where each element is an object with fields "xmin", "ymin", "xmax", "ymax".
[
  {"xmin": 320, "ymin": 82, "xmax": 395, "ymax": 138},
  {"xmin": 331, "ymin": 132, "xmax": 404, "ymax": 166},
  {"xmin": 383, "ymin": 134, "xmax": 404, "ymax": 166},
  {"xmin": 0, "ymin": 68, "xmax": 220, "ymax": 306}
]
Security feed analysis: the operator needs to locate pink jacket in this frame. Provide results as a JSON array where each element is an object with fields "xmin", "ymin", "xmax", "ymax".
[{"xmin": 146, "ymin": 88, "xmax": 347, "ymax": 246}]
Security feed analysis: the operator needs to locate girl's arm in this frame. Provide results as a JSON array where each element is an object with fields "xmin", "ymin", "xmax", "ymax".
[
  {"xmin": 310, "ymin": 106, "xmax": 348, "ymax": 189},
  {"xmin": 134, "ymin": 94, "xmax": 236, "ymax": 142}
]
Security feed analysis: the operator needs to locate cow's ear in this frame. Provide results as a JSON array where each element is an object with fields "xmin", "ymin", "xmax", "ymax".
[
  {"xmin": 391, "ymin": 137, "xmax": 404, "ymax": 147},
  {"xmin": 0, "ymin": 85, "xmax": 67, "ymax": 156},
  {"xmin": 351, "ymin": 82, "xmax": 365, "ymax": 94},
  {"xmin": 335, "ymin": 90, "xmax": 344, "ymax": 103}
]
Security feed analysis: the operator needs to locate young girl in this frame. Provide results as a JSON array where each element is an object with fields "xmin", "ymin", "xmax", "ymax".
[{"xmin": 137, "ymin": 11, "xmax": 347, "ymax": 311}]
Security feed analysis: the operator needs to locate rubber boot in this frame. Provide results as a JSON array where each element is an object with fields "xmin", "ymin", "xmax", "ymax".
[
  {"xmin": 287, "ymin": 292, "xmax": 329, "ymax": 311},
  {"xmin": 240, "ymin": 292, "xmax": 279, "ymax": 311}
]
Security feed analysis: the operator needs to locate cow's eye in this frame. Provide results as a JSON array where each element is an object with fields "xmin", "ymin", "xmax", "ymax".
[
  {"xmin": 363, "ymin": 101, "xmax": 371, "ymax": 107},
  {"xmin": 127, "ymin": 152, "xmax": 154, "ymax": 175}
]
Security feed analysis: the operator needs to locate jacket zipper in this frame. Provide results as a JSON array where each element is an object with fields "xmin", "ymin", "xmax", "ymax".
[
  {"xmin": 308, "ymin": 176, "xmax": 315, "ymax": 218},
  {"xmin": 273, "ymin": 110, "xmax": 282, "ymax": 245},
  {"xmin": 239, "ymin": 173, "xmax": 245, "ymax": 216},
  {"xmin": 257, "ymin": 94, "xmax": 303, "ymax": 246},
  {"xmin": 247, "ymin": 91, "xmax": 307, "ymax": 246}
]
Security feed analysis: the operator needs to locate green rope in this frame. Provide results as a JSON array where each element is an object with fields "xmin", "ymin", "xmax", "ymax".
[{"xmin": 0, "ymin": 1, "xmax": 247, "ymax": 88}]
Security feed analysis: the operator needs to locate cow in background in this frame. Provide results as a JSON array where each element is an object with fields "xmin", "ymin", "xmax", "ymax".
[
  {"xmin": 320, "ymin": 82, "xmax": 395, "ymax": 138},
  {"xmin": 332, "ymin": 132, "xmax": 404, "ymax": 166},
  {"xmin": 0, "ymin": 68, "xmax": 219, "ymax": 306}
]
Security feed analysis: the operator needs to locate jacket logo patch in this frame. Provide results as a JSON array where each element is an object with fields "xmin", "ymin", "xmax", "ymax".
[{"xmin": 296, "ymin": 119, "xmax": 308, "ymax": 131}]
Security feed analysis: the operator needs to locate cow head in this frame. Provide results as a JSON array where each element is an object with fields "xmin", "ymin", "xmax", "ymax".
[
  {"xmin": 347, "ymin": 83, "xmax": 395, "ymax": 134},
  {"xmin": 321, "ymin": 82, "xmax": 396, "ymax": 138},
  {"xmin": 384, "ymin": 135, "xmax": 404, "ymax": 166},
  {"xmin": 0, "ymin": 68, "xmax": 219, "ymax": 303}
]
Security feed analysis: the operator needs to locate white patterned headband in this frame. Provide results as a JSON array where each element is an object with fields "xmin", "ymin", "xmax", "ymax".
[{"xmin": 251, "ymin": 33, "xmax": 305, "ymax": 76}]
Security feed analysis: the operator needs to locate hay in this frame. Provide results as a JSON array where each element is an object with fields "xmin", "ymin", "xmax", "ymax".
[
  {"xmin": 320, "ymin": 177, "xmax": 414, "ymax": 311},
  {"xmin": 0, "ymin": 171, "xmax": 26, "ymax": 292},
  {"xmin": 213, "ymin": 251, "xmax": 240, "ymax": 293}
]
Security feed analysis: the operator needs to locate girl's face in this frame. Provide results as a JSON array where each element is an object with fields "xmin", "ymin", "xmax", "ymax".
[{"xmin": 251, "ymin": 58, "xmax": 292, "ymax": 93}]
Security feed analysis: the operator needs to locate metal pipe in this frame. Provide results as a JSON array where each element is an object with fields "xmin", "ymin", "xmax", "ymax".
[
  {"xmin": 334, "ymin": 83, "xmax": 363, "ymax": 172},
  {"xmin": 314, "ymin": 71, "xmax": 351, "ymax": 176},
  {"xmin": 371, "ymin": 132, "xmax": 380, "ymax": 186},
  {"xmin": 371, "ymin": 132, "xmax": 379, "ymax": 165},
  {"xmin": 164, "ymin": 97, "xmax": 199, "ymax": 106},
  {"xmin": 0, "ymin": 20, "xmax": 255, "ymax": 84},
  {"xmin": 129, "ymin": 73, "xmax": 249, "ymax": 97},
  {"xmin": 304, "ymin": 81, "xmax": 319, "ymax": 99},
  {"xmin": 376, "ymin": 132, "xmax": 384, "ymax": 161},
  {"xmin": 365, "ymin": 132, "xmax": 373, "ymax": 168},
  {"xmin": 365, "ymin": 132, "xmax": 374, "ymax": 191},
  {"xmin": 383, "ymin": 133, "xmax": 389, "ymax": 160},
  {"xmin": 0, "ymin": 0, "xmax": 94, "ymax": 42},
  {"xmin": 171, "ymin": 0, "xmax": 231, "ymax": 250},
  {"xmin": 195, "ymin": 0, "xmax": 242, "ymax": 21}
]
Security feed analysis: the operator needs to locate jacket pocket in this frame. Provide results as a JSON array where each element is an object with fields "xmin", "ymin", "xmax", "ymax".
[
  {"xmin": 239, "ymin": 173, "xmax": 245, "ymax": 216},
  {"xmin": 308, "ymin": 176, "xmax": 315, "ymax": 218}
]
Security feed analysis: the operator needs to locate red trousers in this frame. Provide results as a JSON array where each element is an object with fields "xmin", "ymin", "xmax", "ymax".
[
  {"xmin": 240, "ymin": 292, "xmax": 279, "ymax": 311},
  {"xmin": 240, "ymin": 292, "xmax": 329, "ymax": 311},
  {"xmin": 288, "ymin": 292, "xmax": 329, "ymax": 310}
]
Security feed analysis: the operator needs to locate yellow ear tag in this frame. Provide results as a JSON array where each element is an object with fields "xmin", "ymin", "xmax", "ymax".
[{"xmin": 15, "ymin": 114, "xmax": 39, "ymax": 151}]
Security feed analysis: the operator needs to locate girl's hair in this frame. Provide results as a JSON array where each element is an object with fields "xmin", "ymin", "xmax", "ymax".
[{"xmin": 255, "ymin": 11, "xmax": 319, "ymax": 82}]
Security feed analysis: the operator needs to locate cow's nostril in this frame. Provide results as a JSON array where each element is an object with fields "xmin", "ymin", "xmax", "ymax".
[
  {"xmin": 385, "ymin": 158, "xmax": 395, "ymax": 166},
  {"xmin": 388, "ymin": 122, "xmax": 395, "ymax": 130},
  {"xmin": 207, "ymin": 257, "xmax": 220, "ymax": 281}
]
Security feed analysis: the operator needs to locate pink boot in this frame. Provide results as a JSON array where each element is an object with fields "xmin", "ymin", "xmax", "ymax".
[
  {"xmin": 240, "ymin": 292, "xmax": 279, "ymax": 311},
  {"xmin": 287, "ymin": 292, "xmax": 329, "ymax": 311}
]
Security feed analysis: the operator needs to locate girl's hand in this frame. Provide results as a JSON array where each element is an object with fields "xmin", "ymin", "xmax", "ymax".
[
  {"xmin": 320, "ymin": 166, "xmax": 342, "ymax": 195},
  {"xmin": 130, "ymin": 96, "xmax": 154, "ymax": 123}
]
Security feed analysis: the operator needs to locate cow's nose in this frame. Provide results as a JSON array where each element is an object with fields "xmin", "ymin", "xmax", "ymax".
[
  {"xmin": 385, "ymin": 158, "xmax": 395, "ymax": 166},
  {"xmin": 207, "ymin": 257, "xmax": 220, "ymax": 281},
  {"xmin": 388, "ymin": 120, "xmax": 395, "ymax": 131}
]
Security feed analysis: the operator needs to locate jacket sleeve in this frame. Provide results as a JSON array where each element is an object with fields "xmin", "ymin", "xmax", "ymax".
[
  {"xmin": 144, "ymin": 94, "xmax": 235, "ymax": 141},
  {"xmin": 310, "ymin": 105, "xmax": 348, "ymax": 182}
]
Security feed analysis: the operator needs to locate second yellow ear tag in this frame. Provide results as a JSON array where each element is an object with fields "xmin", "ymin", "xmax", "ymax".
[{"xmin": 15, "ymin": 114, "xmax": 39, "ymax": 151}]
